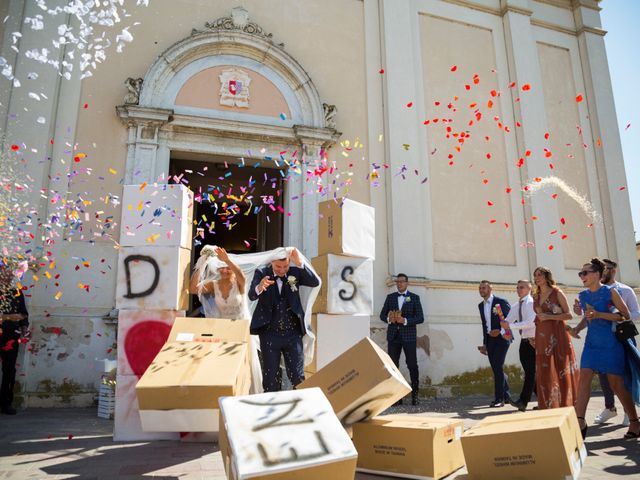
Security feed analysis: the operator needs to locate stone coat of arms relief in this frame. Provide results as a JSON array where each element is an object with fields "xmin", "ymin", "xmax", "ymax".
[{"xmin": 219, "ymin": 68, "xmax": 251, "ymax": 108}]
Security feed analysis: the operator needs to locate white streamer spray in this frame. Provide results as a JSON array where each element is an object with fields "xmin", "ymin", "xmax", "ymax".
[{"xmin": 524, "ymin": 176, "xmax": 600, "ymax": 223}]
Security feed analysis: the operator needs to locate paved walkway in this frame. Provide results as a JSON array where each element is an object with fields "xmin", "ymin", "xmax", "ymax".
[{"xmin": 0, "ymin": 394, "xmax": 638, "ymax": 479}]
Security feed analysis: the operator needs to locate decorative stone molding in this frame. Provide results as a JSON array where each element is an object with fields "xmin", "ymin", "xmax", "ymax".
[
  {"xmin": 123, "ymin": 77, "xmax": 143, "ymax": 105},
  {"xmin": 322, "ymin": 103, "xmax": 337, "ymax": 130},
  {"xmin": 191, "ymin": 6, "xmax": 284, "ymax": 48}
]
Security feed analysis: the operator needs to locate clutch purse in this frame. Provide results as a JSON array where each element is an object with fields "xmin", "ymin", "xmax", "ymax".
[{"xmin": 615, "ymin": 321, "xmax": 638, "ymax": 342}]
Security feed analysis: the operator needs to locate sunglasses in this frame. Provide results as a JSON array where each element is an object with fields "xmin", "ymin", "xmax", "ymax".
[{"xmin": 578, "ymin": 270, "xmax": 596, "ymax": 277}]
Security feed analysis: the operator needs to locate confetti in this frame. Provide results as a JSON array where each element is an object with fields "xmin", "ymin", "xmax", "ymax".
[{"xmin": 575, "ymin": 94, "xmax": 583, "ymax": 103}]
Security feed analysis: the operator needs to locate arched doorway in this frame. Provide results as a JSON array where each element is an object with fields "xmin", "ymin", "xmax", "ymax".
[{"xmin": 116, "ymin": 7, "xmax": 340, "ymax": 258}]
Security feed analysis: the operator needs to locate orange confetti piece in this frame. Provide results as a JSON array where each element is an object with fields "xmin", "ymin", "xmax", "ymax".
[
  {"xmin": 379, "ymin": 68, "xmax": 385, "ymax": 74},
  {"xmin": 522, "ymin": 84, "xmax": 531, "ymax": 91},
  {"xmin": 525, "ymin": 150, "xmax": 532, "ymax": 157},
  {"xmin": 561, "ymin": 235, "xmax": 568, "ymax": 240},
  {"xmin": 490, "ymin": 219, "xmax": 497, "ymax": 224},
  {"xmin": 490, "ymin": 89, "xmax": 497, "ymax": 97},
  {"xmin": 450, "ymin": 65, "xmax": 457, "ymax": 72},
  {"xmin": 465, "ymin": 84, "xmax": 471, "ymax": 90},
  {"xmin": 575, "ymin": 94, "xmax": 583, "ymax": 103},
  {"xmin": 548, "ymin": 245, "xmax": 554, "ymax": 250},
  {"xmin": 505, "ymin": 187, "xmax": 512, "ymax": 193},
  {"xmin": 487, "ymin": 100, "xmax": 494, "ymax": 108},
  {"xmin": 509, "ymin": 81, "xmax": 516, "ymax": 88},
  {"xmin": 544, "ymin": 132, "xmax": 550, "ymax": 140}
]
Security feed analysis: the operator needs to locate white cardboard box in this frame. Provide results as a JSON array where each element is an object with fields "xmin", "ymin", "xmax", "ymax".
[
  {"xmin": 311, "ymin": 254, "xmax": 373, "ymax": 315},
  {"xmin": 116, "ymin": 310, "xmax": 184, "ymax": 377},
  {"xmin": 318, "ymin": 198, "xmax": 375, "ymax": 259},
  {"xmin": 115, "ymin": 245, "xmax": 191, "ymax": 311},
  {"xmin": 307, "ymin": 314, "xmax": 370, "ymax": 373},
  {"xmin": 113, "ymin": 374, "xmax": 179, "ymax": 441},
  {"xmin": 120, "ymin": 184, "xmax": 193, "ymax": 248},
  {"xmin": 219, "ymin": 388, "xmax": 358, "ymax": 479}
]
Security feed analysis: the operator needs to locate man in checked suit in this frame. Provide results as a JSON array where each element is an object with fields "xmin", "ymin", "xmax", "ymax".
[
  {"xmin": 478, "ymin": 280, "xmax": 512, "ymax": 407},
  {"xmin": 379, "ymin": 273, "xmax": 424, "ymax": 405}
]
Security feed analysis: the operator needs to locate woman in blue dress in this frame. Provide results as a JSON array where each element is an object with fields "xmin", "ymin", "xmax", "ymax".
[{"xmin": 574, "ymin": 258, "xmax": 638, "ymax": 439}]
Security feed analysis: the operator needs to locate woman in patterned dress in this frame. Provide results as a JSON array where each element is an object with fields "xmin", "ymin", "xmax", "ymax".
[
  {"xmin": 532, "ymin": 267, "xmax": 580, "ymax": 409},
  {"xmin": 574, "ymin": 258, "xmax": 638, "ymax": 439}
]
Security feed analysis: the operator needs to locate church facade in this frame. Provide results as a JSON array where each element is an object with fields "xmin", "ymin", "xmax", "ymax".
[{"xmin": 1, "ymin": 0, "xmax": 637, "ymax": 406}]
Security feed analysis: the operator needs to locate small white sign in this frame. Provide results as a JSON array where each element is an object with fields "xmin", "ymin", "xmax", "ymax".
[{"xmin": 175, "ymin": 333, "xmax": 195, "ymax": 342}]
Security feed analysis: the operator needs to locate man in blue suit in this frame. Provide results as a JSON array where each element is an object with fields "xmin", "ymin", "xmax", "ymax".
[
  {"xmin": 478, "ymin": 280, "xmax": 512, "ymax": 407},
  {"xmin": 248, "ymin": 248, "xmax": 319, "ymax": 392},
  {"xmin": 379, "ymin": 273, "xmax": 424, "ymax": 405}
]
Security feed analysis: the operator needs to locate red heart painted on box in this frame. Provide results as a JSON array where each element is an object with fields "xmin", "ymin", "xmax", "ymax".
[{"xmin": 124, "ymin": 320, "xmax": 171, "ymax": 378}]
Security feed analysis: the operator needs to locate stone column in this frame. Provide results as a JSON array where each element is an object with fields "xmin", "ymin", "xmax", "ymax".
[
  {"xmin": 573, "ymin": 2, "xmax": 640, "ymax": 285},
  {"xmin": 501, "ymin": 0, "xmax": 562, "ymax": 275},
  {"xmin": 116, "ymin": 106, "xmax": 173, "ymax": 184}
]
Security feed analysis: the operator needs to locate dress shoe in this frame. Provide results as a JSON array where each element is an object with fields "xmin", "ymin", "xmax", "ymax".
[
  {"xmin": 489, "ymin": 401, "xmax": 505, "ymax": 408},
  {"xmin": 509, "ymin": 399, "xmax": 527, "ymax": 412},
  {"xmin": 1, "ymin": 406, "xmax": 17, "ymax": 415}
]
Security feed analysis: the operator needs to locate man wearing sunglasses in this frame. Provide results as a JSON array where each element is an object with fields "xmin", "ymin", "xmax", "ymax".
[{"xmin": 571, "ymin": 259, "xmax": 640, "ymax": 426}]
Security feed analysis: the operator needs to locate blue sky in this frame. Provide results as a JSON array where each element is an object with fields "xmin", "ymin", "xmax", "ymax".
[{"xmin": 601, "ymin": 1, "xmax": 640, "ymax": 242}]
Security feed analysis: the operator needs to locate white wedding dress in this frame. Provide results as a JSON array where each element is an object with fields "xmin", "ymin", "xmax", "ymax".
[{"xmin": 200, "ymin": 280, "xmax": 250, "ymax": 320}]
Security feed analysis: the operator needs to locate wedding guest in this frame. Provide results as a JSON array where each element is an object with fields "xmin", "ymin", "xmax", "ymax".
[
  {"xmin": 1, "ymin": 265, "xmax": 29, "ymax": 415},
  {"xmin": 379, "ymin": 274, "xmax": 425, "ymax": 405},
  {"xmin": 501, "ymin": 280, "xmax": 536, "ymax": 411},
  {"xmin": 571, "ymin": 258, "xmax": 640, "ymax": 427},
  {"xmin": 532, "ymin": 267, "xmax": 579, "ymax": 409},
  {"xmin": 477, "ymin": 280, "xmax": 512, "ymax": 407},
  {"xmin": 573, "ymin": 258, "xmax": 639, "ymax": 439}
]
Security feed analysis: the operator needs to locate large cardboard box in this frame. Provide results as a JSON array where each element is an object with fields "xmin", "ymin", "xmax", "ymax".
[
  {"xmin": 307, "ymin": 314, "xmax": 370, "ymax": 373},
  {"xmin": 299, "ymin": 337, "xmax": 411, "ymax": 425},
  {"xmin": 167, "ymin": 316, "xmax": 250, "ymax": 343},
  {"xmin": 461, "ymin": 407, "xmax": 587, "ymax": 480},
  {"xmin": 113, "ymin": 374, "xmax": 179, "ymax": 441},
  {"xmin": 311, "ymin": 254, "xmax": 373, "ymax": 315},
  {"xmin": 115, "ymin": 245, "xmax": 191, "ymax": 310},
  {"xmin": 136, "ymin": 340, "xmax": 251, "ymax": 432},
  {"xmin": 116, "ymin": 309, "xmax": 184, "ymax": 377},
  {"xmin": 120, "ymin": 184, "xmax": 193, "ymax": 248},
  {"xmin": 353, "ymin": 414, "xmax": 465, "ymax": 480},
  {"xmin": 219, "ymin": 387, "xmax": 358, "ymax": 479},
  {"xmin": 318, "ymin": 198, "xmax": 375, "ymax": 259}
]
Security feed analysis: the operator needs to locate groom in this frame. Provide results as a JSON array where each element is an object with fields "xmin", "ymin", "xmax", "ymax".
[{"xmin": 249, "ymin": 247, "xmax": 319, "ymax": 392}]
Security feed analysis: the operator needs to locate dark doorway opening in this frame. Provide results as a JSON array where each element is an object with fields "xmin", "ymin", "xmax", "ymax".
[{"xmin": 169, "ymin": 153, "xmax": 285, "ymax": 314}]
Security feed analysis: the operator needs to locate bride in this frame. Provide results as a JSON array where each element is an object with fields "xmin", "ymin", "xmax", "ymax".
[{"xmin": 189, "ymin": 246, "xmax": 249, "ymax": 320}]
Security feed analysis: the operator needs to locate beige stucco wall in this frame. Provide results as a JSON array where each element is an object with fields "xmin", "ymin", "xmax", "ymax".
[
  {"xmin": 420, "ymin": 14, "xmax": 516, "ymax": 266},
  {"xmin": 70, "ymin": 0, "xmax": 368, "ymax": 250}
]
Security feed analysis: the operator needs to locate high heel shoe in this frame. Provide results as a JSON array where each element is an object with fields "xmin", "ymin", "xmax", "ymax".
[
  {"xmin": 623, "ymin": 418, "xmax": 640, "ymax": 439},
  {"xmin": 577, "ymin": 416, "xmax": 587, "ymax": 439}
]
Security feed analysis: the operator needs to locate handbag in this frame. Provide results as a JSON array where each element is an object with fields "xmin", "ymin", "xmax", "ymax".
[{"xmin": 615, "ymin": 321, "xmax": 639, "ymax": 342}]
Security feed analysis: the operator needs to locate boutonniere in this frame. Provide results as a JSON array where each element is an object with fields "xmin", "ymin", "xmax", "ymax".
[
  {"xmin": 404, "ymin": 296, "xmax": 411, "ymax": 303},
  {"xmin": 287, "ymin": 275, "xmax": 298, "ymax": 292}
]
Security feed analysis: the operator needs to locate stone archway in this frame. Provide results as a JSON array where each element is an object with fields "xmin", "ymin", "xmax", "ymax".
[{"xmin": 116, "ymin": 7, "xmax": 340, "ymax": 257}]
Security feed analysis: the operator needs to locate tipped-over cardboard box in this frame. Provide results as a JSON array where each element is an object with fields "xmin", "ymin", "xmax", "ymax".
[
  {"xmin": 136, "ymin": 341, "xmax": 250, "ymax": 432},
  {"xmin": 307, "ymin": 314, "xmax": 370, "ymax": 373},
  {"xmin": 352, "ymin": 414, "xmax": 465, "ymax": 480},
  {"xmin": 461, "ymin": 407, "xmax": 586, "ymax": 480},
  {"xmin": 167, "ymin": 317, "xmax": 250, "ymax": 343},
  {"xmin": 311, "ymin": 254, "xmax": 373, "ymax": 315},
  {"xmin": 318, "ymin": 198, "xmax": 375, "ymax": 259},
  {"xmin": 299, "ymin": 338, "xmax": 411, "ymax": 425},
  {"xmin": 219, "ymin": 387, "xmax": 358, "ymax": 479}
]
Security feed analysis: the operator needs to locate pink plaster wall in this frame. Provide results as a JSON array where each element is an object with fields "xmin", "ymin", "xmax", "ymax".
[{"xmin": 175, "ymin": 65, "xmax": 291, "ymax": 118}]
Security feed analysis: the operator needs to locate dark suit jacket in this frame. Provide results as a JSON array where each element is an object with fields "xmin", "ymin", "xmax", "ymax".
[
  {"xmin": 379, "ymin": 291, "xmax": 424, "ymax": 342},
  {"xmin": 248, "ymin": 264, "xmax": 319, "ymax": 335},
  {"xmin": 478, "ymin": 296, "xmax": 511, "ymax": 346}
]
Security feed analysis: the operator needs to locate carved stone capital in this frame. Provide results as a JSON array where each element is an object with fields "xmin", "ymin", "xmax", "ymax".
[{"xmin": 193, "ymin": 7, "xmax": 284, "ymax": 48}]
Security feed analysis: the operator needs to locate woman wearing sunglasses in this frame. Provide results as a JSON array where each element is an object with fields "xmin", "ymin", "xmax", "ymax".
[{"xmin": 574, "ymin": 258, "xmax": 638, "ymax": 440}]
